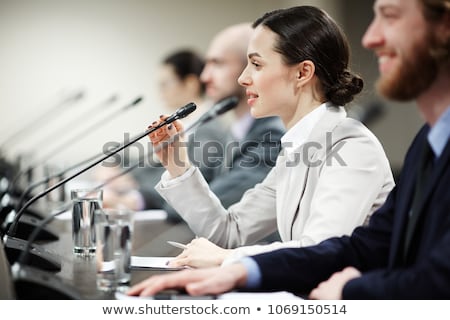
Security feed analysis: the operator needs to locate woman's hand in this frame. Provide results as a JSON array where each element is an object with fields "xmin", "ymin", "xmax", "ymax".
[
  {"xmin": 167, "ymin": 237, "xmax": 233, "ymax": 268},
  {"xmin": 148, "ymin": 115, "xmax": 191, "ymax": 178}
]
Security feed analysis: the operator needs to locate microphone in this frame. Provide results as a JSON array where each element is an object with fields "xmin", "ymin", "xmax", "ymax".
[
  {"xmin": 164, "ymin": 102, "xmax": 197, "ymax": 123},
  {"xmin": 10, "ymin": 97, "xmax": 236, "ymax": 296},
  {"xmin": 198, "ymin": 96, "xmax": 239, "ymax": 122},
  {"xmin": 2, "ymin": 102, "xmax": 197, "ymax": 271},
  {"xmin": 96, "ymin": 96, "xmax": 239, "ymax": 190},
  {"xmin": 0, "ymin": 90, "xmax": 85, "ymax": 150},
  {"xmin": 0, "ymin": 96, "xmax": 139, "ymax": 225},
  {"xmin": 36, "ymin": 96, "xmax": 142, "ymax": 165},
  {"xmin": 31, "ymin": 94, "xmax": 119, "ymax": 155}
]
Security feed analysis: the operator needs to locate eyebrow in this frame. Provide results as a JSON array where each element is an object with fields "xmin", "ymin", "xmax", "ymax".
[{"xmin": 248, "ymin": 52, "xmax": 261, "ymax": 59}]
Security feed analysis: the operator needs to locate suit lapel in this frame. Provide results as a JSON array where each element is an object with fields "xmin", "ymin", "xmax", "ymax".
[
  {"xmin": 389, "ymin": 127, "xmax": 428, "ymax": 266},
  {"xmin": 402, "ymin": 137, "xmax": 450, "ymax": 261},
  {"xmin": 278, "ymin": 107, "xmax": 346, "ymax": 239}
]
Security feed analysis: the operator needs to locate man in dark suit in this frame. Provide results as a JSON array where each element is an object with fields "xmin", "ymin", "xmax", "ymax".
[{"xmin": 128, "ymin": 0, "xmax": 450, "ymax": 299}]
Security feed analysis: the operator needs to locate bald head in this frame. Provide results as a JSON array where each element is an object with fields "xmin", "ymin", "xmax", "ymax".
[
  {"xmin": 201, "ymin": 23, "xmax": 253, "ymax": 104},
  {"xmin": 211, "ymin": 23, "xmax": 253, "ymax": 62}
]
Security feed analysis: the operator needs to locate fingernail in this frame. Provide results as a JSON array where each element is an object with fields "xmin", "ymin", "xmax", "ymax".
[
  {"xmin": 159, "ymin": 115, "xmax": 164, "ymax": 118},
  {"xmin": 152, "ymin": 121, "xmax": 157, "ymax": 125},
  {"xmin": 168, "ymin": 124, "xmax": 172, "ymax": 130}
]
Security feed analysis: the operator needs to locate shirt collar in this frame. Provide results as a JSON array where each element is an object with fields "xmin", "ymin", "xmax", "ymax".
[
  {"xmin": 280, "ymin": 102, "xmax": 329, "ymax": 152},
  {"xmin": 428, "ymin": 105, "xmax": 450, "ymax": 158}
]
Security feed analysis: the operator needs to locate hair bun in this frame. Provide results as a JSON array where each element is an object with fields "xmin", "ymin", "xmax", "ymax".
[{"xmin": 326, "ymin": 70, "xmax": 364, "ymax": 106}]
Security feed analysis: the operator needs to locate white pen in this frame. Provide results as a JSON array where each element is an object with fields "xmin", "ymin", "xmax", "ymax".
[{"xmin": 167, "ymin": 241, "xmax": 188, "ymax": 250}]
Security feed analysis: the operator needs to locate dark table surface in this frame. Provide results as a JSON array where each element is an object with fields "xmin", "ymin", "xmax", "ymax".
[{"xmin": 43, "ymin": 213, "xmax": 195, "ymax": 299}]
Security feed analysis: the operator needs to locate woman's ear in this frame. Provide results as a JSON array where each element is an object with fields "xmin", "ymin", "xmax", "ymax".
[{"xmin": 295, "ymin": 60, "xmax": 315, "ymax": 85}]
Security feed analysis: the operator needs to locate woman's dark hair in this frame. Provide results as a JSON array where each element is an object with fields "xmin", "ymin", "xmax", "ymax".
[
  {"xmin": 163, "ymin": 49, "xmax": 206, "ymax": 93},
  {"xmin": 253, "ymin": 6, "xmax": 363, "ymax": 106}
]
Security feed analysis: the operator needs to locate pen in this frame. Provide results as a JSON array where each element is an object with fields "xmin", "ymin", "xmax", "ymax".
[{"xmin": 167, "ymin": 241, "xmax": 188, "ymax": 250}]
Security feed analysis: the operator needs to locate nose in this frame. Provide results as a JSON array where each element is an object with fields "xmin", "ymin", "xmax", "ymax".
[
  {"xmin": 362, "ymin": 17, "xmax": 383, "ymax": 50},
  {"xmin": 200, "ymin": 65, "xmax": 211, "ymax": 83},
  {"xmin": 238, "ymin": 65, "xmax": 251, "ymax": 87}
]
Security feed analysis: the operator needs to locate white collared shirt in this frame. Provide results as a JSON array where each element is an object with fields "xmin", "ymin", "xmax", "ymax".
[{"xmin": 280, "ymin": 102, "xmax": 330, "ymax": 154}]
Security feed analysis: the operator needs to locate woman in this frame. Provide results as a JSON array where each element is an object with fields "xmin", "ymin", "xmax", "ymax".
[{"xmin": 148, "ymin": 6, "xmax": 394, "ymax": 268}]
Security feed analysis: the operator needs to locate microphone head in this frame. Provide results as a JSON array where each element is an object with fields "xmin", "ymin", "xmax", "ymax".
[
  {"xmin": 177, "ymin": 102, "xmax": 197, "ymax": 120},
  {"xmin": 165, "ymin": 102, "xmax": 197, "ymax": 123},
  {"xmin": 214, "ymin": 96, "xmax": 239, "ymax": 116},
  {"xmin": 124, "ymin": 96, "xmax": 144, "ymax": 110}
]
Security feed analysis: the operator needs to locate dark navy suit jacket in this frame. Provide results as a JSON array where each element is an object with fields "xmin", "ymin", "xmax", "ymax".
[{"xmin": 252, "ymin": 125, "xmax": 450, "ymax": 299}]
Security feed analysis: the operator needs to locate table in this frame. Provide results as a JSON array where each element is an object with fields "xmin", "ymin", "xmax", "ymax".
[{"xmin": 40, "ymin": 213, "xmax": 195, "ymax": 299}]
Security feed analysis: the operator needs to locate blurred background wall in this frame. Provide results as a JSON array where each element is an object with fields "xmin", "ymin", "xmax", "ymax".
[{"xmin": 0, "ymin": 0, "xmax": 423, "ymax": 178}]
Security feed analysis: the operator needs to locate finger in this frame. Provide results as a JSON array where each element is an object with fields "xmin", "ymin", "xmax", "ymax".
[
  {"xmin": 186, "ymin": 275, "xmax": 230, "ymax": 296},
  {"xmin": 140, "ymin": 270, "xmax": 205, "ymax": 296},
  {"xmin": 168, "ymin": 256, "xmax": 190, "ymax": 268},
  {"xmin": 127, "ymin": 277, "xmax": 156, "ymax": 296},
  {"xmin": 308, "ymin": 288, "xmax": 319, "ymax": 300}
]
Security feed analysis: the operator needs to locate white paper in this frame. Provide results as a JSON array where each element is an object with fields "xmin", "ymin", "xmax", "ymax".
[
  {"xmin": 133, "ymin": 210, "xmax": 168, "ymax": 221},
  {"xmin": 130, "ymin": 256, "xmax": 186, "ymax": 270}
]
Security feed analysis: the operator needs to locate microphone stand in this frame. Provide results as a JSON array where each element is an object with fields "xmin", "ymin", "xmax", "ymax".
[
  {"xmin": 10, "ymin": 97, "xmax": 238, "ymax": 298},
  {"xmin": 0, "ymin": 91, "xmax": 84, "ymax": 150},
  {"xmin": 0, "ymin": 97, "xmax": 143, "ymax": 238},
  {"xmin": 95, "ymin": 96, "xmax": 239, "ymax": 191},
  {"xmin": 5, "ymin": 96, "xmax": 141, "ymax": 197},
  {"xmin": 36, "ymin": 96, "xmax": 141, "ymax": 165},
  {"xmin": 2, "ymin": 102, "xmax": 196, "ymax": 271}
]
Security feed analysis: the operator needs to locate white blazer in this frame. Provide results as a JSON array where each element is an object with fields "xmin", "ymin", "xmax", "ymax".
[{"xmin": 156, "ymin": 106, "xmax": 395, "ymax": 260}]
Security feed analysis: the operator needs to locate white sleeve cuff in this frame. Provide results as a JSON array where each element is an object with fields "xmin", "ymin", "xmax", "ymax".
[{"xmin": 160, "ymin": 166, "xmax": 196, "ymax": 188}]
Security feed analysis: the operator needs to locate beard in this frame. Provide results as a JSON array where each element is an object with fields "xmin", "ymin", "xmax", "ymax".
[{"xmin": 376, "ymin": 32, "xmax": 439, "ymax": 101}]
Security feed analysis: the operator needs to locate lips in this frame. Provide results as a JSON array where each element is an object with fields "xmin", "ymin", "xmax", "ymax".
[
  {"xmin": 246, "ymin": 90, "xmax": 258, "ymax": 106},
  {"xmin": 377, "ymin": 53, "xmax": 396, "ymax": 74}
]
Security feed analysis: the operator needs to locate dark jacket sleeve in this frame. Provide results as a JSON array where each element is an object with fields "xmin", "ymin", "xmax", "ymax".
[{"xmin": 251, "ymin": 186, "xmax": 396, "ymax": 294}]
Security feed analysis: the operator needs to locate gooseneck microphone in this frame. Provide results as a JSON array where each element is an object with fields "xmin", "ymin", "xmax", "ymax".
[
  {"xmin": 36, "ymin": 96, "xmax": 142, "ymax": 165},
  {"xmin": 14, "ymin": 96, "xmax": 140, "ymax": 209},
  {"xmin": 0, "ymin": 96, "xmax": 137, "ymax": 241},
  {"xmin": 3, "ymin": 94, "xmax": 122, "ymax": 202},
  {"xmin": 2, "ymin": 102, "xmax": 196, "ymax": 271},
  {"xmin": 0, "ymin": 90, "xmax": 85, "ymax": 150},
  {"xmin": 30, "ymin": 94, "xmax": 119, "ymax": 157},
  {"xmin": 10, "ymin": 97, "xmax": 237, "ymax": 299},
  {"xmin": 96, "ymin": 96, "xmax": 239, "ymax": 190}
]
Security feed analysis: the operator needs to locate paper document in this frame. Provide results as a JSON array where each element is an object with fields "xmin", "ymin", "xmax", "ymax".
[{"xmin": 130, "ymin": 256, "xmax": 186, "ymax": 270}]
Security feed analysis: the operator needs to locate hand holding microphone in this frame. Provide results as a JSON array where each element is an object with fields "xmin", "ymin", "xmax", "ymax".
[
  {"xmin": 146, "ymin": 96, "xmax": 238, "ymax": 179},
  {"xmin": 148, "ymin": 116, "xmax": 191, "ymax": 179}
]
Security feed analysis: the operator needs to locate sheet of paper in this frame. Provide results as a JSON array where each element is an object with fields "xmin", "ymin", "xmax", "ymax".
[
  {"xmin": 133, "ymin": 210, "xmax": 168, "ymax": 221},
  {"xmin": 130, "ymin": 256, "xmax": 185, "ymax": 270}
]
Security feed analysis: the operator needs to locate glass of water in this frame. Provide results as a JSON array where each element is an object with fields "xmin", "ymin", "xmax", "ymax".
[
  {"xmin": 95, "ymin": 208, "xmax": 133, "ymax": 291},
  {"xmin": 71, "ymin": 188, "xmax": 103, "ymax": 257}
]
